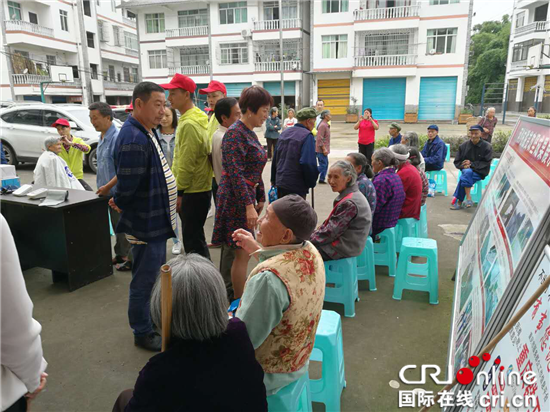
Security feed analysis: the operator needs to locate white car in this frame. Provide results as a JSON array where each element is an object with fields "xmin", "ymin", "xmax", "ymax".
[{"xmin": 0, "ymin": 103, "xmax": 106, "ymax": 173}]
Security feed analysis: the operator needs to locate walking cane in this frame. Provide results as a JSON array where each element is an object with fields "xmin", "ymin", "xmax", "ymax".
[
  {"xmin": 160, "ymin": 264, "xmax": 173, "ymax": 352},
  {"xmin": 311, "ymin": 187, "xmax": 315, "ymax": 209}
]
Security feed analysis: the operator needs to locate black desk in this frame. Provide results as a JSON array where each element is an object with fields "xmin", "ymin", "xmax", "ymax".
[{"xmin": 1, "ymin": 188, "xmax": 113, "ymax": 291}]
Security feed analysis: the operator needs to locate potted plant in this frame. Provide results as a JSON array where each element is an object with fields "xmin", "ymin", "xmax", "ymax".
[
  {"xmin": 458, "ymin": 108, "xmax": 473, "ymax": 124},
  {"xmin": 404, "ymin": 110, "xmax": 418, "ymax": 123},
  {"xmin": 346, "ymin": 97, "xmax": 359, "ymax": 123}
]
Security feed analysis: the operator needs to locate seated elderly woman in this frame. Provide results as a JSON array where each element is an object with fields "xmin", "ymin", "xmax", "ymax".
[
  {"xmin": 113, "ymin": 254, "xmax": 267, "ymax": 412},
  {"xmin": 401, "ymin": 131, "xmax": 425, "ymax": 171},
  {"xmin": 390, "ymin": 144, "xmax": 422, "ymax": 220},
  {"xmin": 371, "ymin": 148, "xmax": 406, "ymax": 236},
  {"xmin": 310, "ymin": 160, "xmax": 371, "ymax": 261},
  {"xmin": 408, "ymin": 147, "xmax": 429, "ymax": 207},
  {"xmin": 345, "ymin": 152, "xmax": 376, "ymax": 214},
  {"xmin": 33, "ymin": 137, "xmax": 84, "ymax": 190}
]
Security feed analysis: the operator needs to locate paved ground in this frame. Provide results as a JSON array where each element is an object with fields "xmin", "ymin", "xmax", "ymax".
[{"xmin": 11, "ymin": 132, "xmax": 478, "ymax": 411}]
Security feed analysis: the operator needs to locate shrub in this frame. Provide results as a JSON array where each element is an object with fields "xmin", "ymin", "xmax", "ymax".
[{"xmin": 491, "ymin": 130, "xmax": 511, "ymax": 154}]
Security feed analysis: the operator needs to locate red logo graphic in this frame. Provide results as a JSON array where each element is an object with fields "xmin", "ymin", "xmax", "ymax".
[{"xmin": 456, "ymin": 353, "xmax": 494, "ymax": 385}]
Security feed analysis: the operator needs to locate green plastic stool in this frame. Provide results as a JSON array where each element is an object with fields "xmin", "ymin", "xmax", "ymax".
[
  {"xmin": 310, "ymin": 310, "xmax": 346, "ymax": 412},
  {"xmin": 393, "ymin": 237, "xmax": 439, "ymax": 305},
  {"xmin": 445, "ymin": 143, "xmax": 450, "ymax": 162},
  {"xmin": 373, "ymin": 227, "xmax": 397, "ymax": 277},
  {"xmin": 356, "ymin": 237, "xmax": 376, "ymax": 291},
  {"xmin": 324, "ymin": 257, "xmax": 359, "ymax": 318},
  {"xmin": 426, "ymin": 170, "xmax": 448, "ymax": 196},
  {"xmin": 267, "ymin": 371, "xmax": 313, "ymax": 412},
  {"xmin": 418, "ymin": 204, "xmax": 428, "ymax": 238},
  {"xmin": 395, "ymin": 218, "xmax": 419, "ymax": 252}
]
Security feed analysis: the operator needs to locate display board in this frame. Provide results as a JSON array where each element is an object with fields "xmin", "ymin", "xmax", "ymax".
[{"xmin": 448, "ymin": 116, "xmax": 550, "ymax": 377}]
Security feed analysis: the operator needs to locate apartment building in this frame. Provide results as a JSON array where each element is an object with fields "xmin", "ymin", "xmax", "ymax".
[
  {"xmin": 0, "ymin": 0, "xmax": 140, "ymax": 105},
  {"xmin": 126, "ymin": 0, "xmax": 311, "ymax": 110},
  {"xmin": 505, "ymin": 0, "xmax": 549, "ymax": 114}
]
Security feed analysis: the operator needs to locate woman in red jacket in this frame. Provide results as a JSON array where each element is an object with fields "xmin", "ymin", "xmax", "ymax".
[{"xmin": 354, "ymin": 108, "xmax": 379, "ymax": 175}]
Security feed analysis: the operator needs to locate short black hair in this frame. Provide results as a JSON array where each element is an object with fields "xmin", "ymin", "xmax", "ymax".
[
  {"xmin": 214, "ymin": 97, "xmax": 238, "ymax": 124},
  {"xmin": 364, "ymin": 108, "xmax": 372, "ymax": 115},
  {"xmin": 132, "ymin": 81, "xmax": 165, "ymax": 107},
  {"xmin": 239, "ymin": 86, "xmax": 273, "ymax": 115},
  {"xmin": 529, "ymin": 106, "xmax": 537, "ymax": 115},
  {"xmin": 88, "ymin": 102, "xmax": 113, "ymax": 120},
  {"xmin": 316, "ymin": 99, "xmax": 324, "ymax": 104},
  {"xmin": 166, "ymin": 106, "xmax": 178, "ymax": 129}
]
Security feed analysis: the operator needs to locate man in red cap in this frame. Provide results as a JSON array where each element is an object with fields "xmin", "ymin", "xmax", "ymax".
[
  {"xmin": 161, "ymin": 73, "xmax": 212, "ymax": 259},
  {"xmin": 199, "ymin": 80, "xmax": 227, "ymax": 143}
]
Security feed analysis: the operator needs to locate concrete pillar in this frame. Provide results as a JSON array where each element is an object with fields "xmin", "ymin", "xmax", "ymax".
[
  {"xmin": 536, "ymin": 74, "xmax": 545, "ymax": 103},
  {"xmin": 516, "ymin": 77, "xmax": 525, "ymax": 102}
]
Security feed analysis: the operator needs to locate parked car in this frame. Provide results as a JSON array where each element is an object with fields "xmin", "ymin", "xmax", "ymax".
[
  {"xmin": 0, "ymin": 103, "xmax": 103, "ymax": 173},
  {"xmin": 112, "ymin": 106, "xmax": 131, "ymax": 123}
]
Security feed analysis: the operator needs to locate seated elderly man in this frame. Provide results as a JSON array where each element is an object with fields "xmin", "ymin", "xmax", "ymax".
[
  {"xmin": 451, "ymin": 125, "xmax": 493, "ymax": 210},
  {"xmin": 33, "ymin": 137, "xmax": 84, "ymax": 190},
  {"xmin": 232, "ymin": 195, "xmax": 325, "ymax": 395},
  {"xmin": 310, "ymin": 160, "xmax": 371, "ymax": 261},
  {"xmin": 421, "ymin": 125, "xmax": 446, "ymax": 171},
  {"xmin": 390, "ymin": 144, "xmax": 422, "ymax": 220}
]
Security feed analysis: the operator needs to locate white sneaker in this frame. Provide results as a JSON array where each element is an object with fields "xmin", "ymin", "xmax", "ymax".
[{"xmin": 172, "ymin": 242, "xmax": 182, "ymax": 255}]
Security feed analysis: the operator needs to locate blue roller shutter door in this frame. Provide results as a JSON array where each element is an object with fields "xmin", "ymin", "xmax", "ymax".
[
  {"xmin": 225, "ymin": 82, "xmax": 253, "ymax": 98},
  {"xmin": 362, "ymin": 78, "xmax": 406, "ymax": 120},
  {"xmin": 263, "ymin": 81, "xmax": 296, "ymax": 96},
  {"xmin": 418, "ymin": 77, "xmax": 458, "ymax": 121}
]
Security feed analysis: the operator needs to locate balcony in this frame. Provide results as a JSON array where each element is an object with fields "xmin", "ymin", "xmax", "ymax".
[
  {"xmin": 123, "ymin": 17, "xmax": 136, "ymax": 28},
  {"xmin": 166, "ymin": 26, "xmax": 208, "ymax": 38},
  {"xmin": 104, "ymin": 80, "xmax": 138, "ymax": 91},
  {"xmin": 515, "ymin": 21, "xmax": 549, "ymax": 37},
  {"xmin": 353, "ymin": 5, "xmax": 420, "ymax": 21},
  {"xmin": 168, "ymin": 65, "xmax": 210, "ymax": 76},
  {"xmin": 255, "ymin": 60, "xmax": 302, "ymax": 72},
  {"xmin": 354, "ymin": 54, "xmax": 417, "ymax": 67},
  {"xmin": 511, "ymin": 60, "xmax": 528, "ymax": 71},
  {"xmin": 12, "ymin": 73, "xmax": 82, "ymax": 86},
  {"xmin": 5, "ymin": 20, "xmax": 54, "ymax": 38},
  {"xmin": 125, "ymin": 48, "xmax": 139, "ymax": 57},
  {"xmin": 253, "ymin": 18, "xmax": 301, "ymax": 31}
]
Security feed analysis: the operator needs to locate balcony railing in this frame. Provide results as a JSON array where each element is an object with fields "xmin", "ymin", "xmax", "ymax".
[
  {"xmin": 255, "ymin": 60, "xmax": 302, "ymax": 72},
  {"xmin": 11, "ymin": 73, "xmax": 82, "ymax": 86},
  {"xmin": 125, "ymin": 48, "xmax": 139, "ymax": 57},
  {"xmin": 166, "ymin": 26, "xmax": 208, "ymax": 38},
  {"xmin": 354, "ymin": 54, "xmax": 417, "ymax": 67},
  {"xmin": 123, "ymin": 17, "xmax": 136, "ymax": 28},
  {"xmin": 353, "ymin": 5, "xmax": 420, "ymax": 21},
  {"xmin": 5, "ymin": 20, "xmax": 54, "ymax": 37},
  {"xmin": 515, "ymin": 20, "xmax": 549, "ymax": 36},
  {"xmin": 169, "ymin": 65, "xmax": 210, "ymax": 75},
  {"xmin": 510, "ymin": 60, "xmax": 528, "ymax": 70},
  {"xmin": 104, "ymin": 80, "xmax": 138, "ymax": 91},
  {"xmin": 253, "ymin": 18, "xmax": 301, "ymax": 31}
]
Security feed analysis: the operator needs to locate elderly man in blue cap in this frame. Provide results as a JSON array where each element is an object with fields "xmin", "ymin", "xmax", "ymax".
[
  {"xmin": 450, "ymin": 124, "xmax": 493, "ymax": 210},
  {"xmin": 421, "ymin": 124, "xmax": 447, "ymax": 171}
]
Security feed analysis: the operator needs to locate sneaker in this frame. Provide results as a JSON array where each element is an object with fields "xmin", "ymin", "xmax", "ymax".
[
  {"xmin": 134, "ymin": 333, "xmax": 161, "ymax": 352},
  {"xmin": 463, "ymin": 200, "xmax": 474, "ymax": 208},
  {"xmin": 172, "ymin": 242, "xmax": 182, "ymax": 255},
  {"xmin": 450, "ymin": 202, "xmax": 462, "ymax": 210}
]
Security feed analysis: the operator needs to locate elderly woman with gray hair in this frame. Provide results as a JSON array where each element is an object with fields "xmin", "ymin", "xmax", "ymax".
[
  {"xmin": 401, "ymin": 131, "xmax": 425, "ymax": 171},
  {"xmin": 33, "ymin": 137, "xmax": 84, "ymax": 190},
  {"xmin": 390, "ymin": 144, "xmax": 423, "ymax": 221},
  {"xmin": 310, "ymin": 160, "xmax": 371, "ymax": 261},
  {"xmin": 477, "ymin": 107, "xmax": 498, "ymax": 143},
  {"xmin": 113, "ymin": 254, "xmax": 267, "ymax": 412}
]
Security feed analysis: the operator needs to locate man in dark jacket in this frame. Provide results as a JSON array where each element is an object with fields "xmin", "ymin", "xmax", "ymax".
[
  {"xmin": 421, "ymin": 124, "xmax": 447, "ymax": 171},
  {"xmin": 271, "ymin": 108, "xmax": 318, "ymax": 199},
  {"xmin": 450, "ymin": 125, "xmax": 493, "ymax": 210},
  {"xmin": 110, "ymin": 82, "xmax": 177, "ymax": 351}
]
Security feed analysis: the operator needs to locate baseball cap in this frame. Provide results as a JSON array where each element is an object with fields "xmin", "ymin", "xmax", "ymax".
[
  {"xmin": 160, "ymin": 73, "xmax": 196, "ymax": 93},
  {"xmin": 427, "ymin": 124, "xmax": 439, "ymax": 131},
  {"xmin": 199, "ymin": 80, "xmax": 227, "ymax": 95},
  {"xmin": 51, "ymin": 118, "xmax": 70, "ymax": 128},
  {"xmin": 469, "ymin": 125, "xmax": 484, "ymax": 132}
]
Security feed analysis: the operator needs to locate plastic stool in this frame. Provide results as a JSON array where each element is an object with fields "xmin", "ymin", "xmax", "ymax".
[
  {"xmin": 356, "ymin": 237, "xmax": 376, "ymax": 291},
  {"xmin": 418, "ymin": 204, "xmax": 428, "ymax": 238},
  {"xmin": 445, "ymin": 143, "xmax": 450, "ymax": 162},
  {"xmin": 324, "ymin": 257, "xmax": 359, "ymax": 318},
  {"xmin": 267, "ymin": 371, "xmax": 313, "ymax": 412},
  {"xmin": 393, "ymin": 237, "xmax": 439, "ymax": 304},
  {"xmin": 426, "ymin": 170, "xmax": 448, "ymax": 196},
  {"xmin": 373, "ymin": 228, "xmax": 397, "ymax": 277},
  {"xmin": 310, "ymin": 310, "xmax": 346, "ymax": 412},
  {"xmin": 395, "ymin": 218, "xmax": 419, "ymax": 252}
]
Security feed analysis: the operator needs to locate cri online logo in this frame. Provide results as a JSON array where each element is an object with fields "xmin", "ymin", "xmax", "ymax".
[{"xmin": 455, "ymin": 353, "xmax": 500, "ymax": 385}]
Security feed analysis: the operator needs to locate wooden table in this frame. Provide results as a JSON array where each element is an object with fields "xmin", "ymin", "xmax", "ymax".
[{"xmin": 1, "ymin": 188, "xmax": 113, "ymax": 291}]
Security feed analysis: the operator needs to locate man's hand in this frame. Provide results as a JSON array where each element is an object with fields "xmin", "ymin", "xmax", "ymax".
[
  {"xmin": 255, "ymin": 202, "xmax": 264, "ymax": 216},
  {"xmin": 25, "ymin": 372, "xmax": 48, "ymax": 410},
  {"xmin": 232, "ymin": 229, "xmax": 260, "ymax": 255},
  {"xmin": 96, "ymin": 185, "xmax": 110, "ymax": 197},
  {"xmin": 108, "ymin": 197, "xmax": 121, "ymax": 213},
  {"xmin": 323, "ymin": 148, "xmax": 329, "ymax": 156},
  {"xmin": 176, "ymin": 196, "xmax": 182, "ymax": 213},
  {"xmin": 483, "ymin": 127, "xmax": 489, "ymax": 133}
]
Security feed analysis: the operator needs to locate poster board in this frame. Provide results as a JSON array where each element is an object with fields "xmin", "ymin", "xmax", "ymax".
[{"xmin": 448, "ymin": 116, "xmax": 550, "ymax": 379}]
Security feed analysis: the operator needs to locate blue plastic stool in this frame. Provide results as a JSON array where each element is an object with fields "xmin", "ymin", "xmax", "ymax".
[
  {"xmin": 310, "ymin": 310, "xmax": 346, "ymax": 412},
  {"xmin": 445, "ymin": 143, "xmax": 450, "ymax": 162},
  {"xmin": 426, "ymin": 170, "xmax": 448, "ymax": 196},
  {"xmin": 418, "ymin": 204, "xmax": 428, "ymax": 239},
  {"xmin": 324, "ymin": 257, "xmax": 359, "ymax": 318},
  {"xmin": 356, "ymin": 237, "xmax": 376, "ymax": 291},
  {"xmin": 395, "ymin": 218, "xmax": 419, "ymax": 252},
  {"xmin": 267, "ymin": 371, "xmax": 313, "ymax": 412},
  {"xmin": 373, "ymin": 228, "xmax": 397, "ymax": 277},
  {"xmin": 393, "ymin": 237, "xmax": 439, "ymax": 305}
]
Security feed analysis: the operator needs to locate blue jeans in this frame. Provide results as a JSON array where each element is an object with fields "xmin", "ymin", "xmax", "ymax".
[
  {"xmin": 129, "ymin": 240, "xmax": 166, "ymax": 336},
  {"xmin": 317, "ymin": 153, "xmax": 329, "ymax": 182},
  {"xmin": 172, "ymin": 218, "xmax": 180, "ymax": 244},
  {"xmin": 453, "ymin": 168, "xmax": 482, "ymax": 202}
]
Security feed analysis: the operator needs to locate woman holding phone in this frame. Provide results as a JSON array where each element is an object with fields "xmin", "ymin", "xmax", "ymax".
[{"xmin": 354, "ymin": 108, "xmax": 379, "ymax": 175}]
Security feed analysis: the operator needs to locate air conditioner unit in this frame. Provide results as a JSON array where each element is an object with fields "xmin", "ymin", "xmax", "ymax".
[
  {"xmin": 527, "ymin": 43, "xmax": 542, "ymax": 69},
  {"xmin": 429, "ymin": 49, "xmax": 436, "ymax": 55},
  {"xmin": 242, "ymin": 29, "xmax": 252, "ymax": 38}
]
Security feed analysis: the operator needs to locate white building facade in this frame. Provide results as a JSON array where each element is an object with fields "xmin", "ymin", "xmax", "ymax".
[
  {"xmin": 0, "ymin": 0, "xmax": 140, "ymax": 105},
  {"xmin": 505, "ymin": 0, "xmax": 549, "ymax": 114}
]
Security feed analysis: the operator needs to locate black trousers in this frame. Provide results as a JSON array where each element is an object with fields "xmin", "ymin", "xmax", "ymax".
[
  {"xmin": 358, "ymin": 143, "xmax": 375, "ymax": 179},
  {"xmin": 5, "ymin": 397, "xmax": 27, "ymax": 412},
  {"xmin": 212, "ymin": 178, "xmax": 219, "ymax": 207},
  {"xmin": 277, "ymin": 187, "xmax": 306, "ymax": 200},
  {"xmin": 179, "ymin": 191, "xmax": 211, "ymax": 260},
  {"xmin": 266, "ymin": 138, "xmax": 277, "ymax": 160}
]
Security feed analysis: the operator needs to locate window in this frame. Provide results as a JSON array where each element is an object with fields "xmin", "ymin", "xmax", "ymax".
[
  {"xmin": 117, "ymin": 72, "xmax": 121, "ymax": 82},
  {"xmin": 322, "ymin": 34, "xmax": 348, "ymax": 58},
  {"xmin": 178, "ymin": 9, "xmax": 208, "ymax": 28},
  {"xmin": 322, "ymin": 0, "xmax": 349, "ymax": 13},
  {"xmin": 113, "ymin": 26, "xmax": 123, "ymax": 46},
  {"xmin": 46, "ymin": 55, "xmax": 56, "ymax": 67},
  {"xmin": 42, "ymin": 110, "xmax": 65, "ymax": 128},
  {"xmin": 123, "ymin": 67, "xmax": 130, "ymax": 82},
  {"xmin": 14, "ymin": 50, "xmax": 29, "ymax": 59},
  {"xmin": 90, "ymin": 64, "xmax": 98, "ymax": 80},
  {"xmin": 515, "ymin": 11, "xmax": 525, "ymax": 28},
  {"xmin": 111, "ymin": 0, "xmax": 116, "ymax": 12},
  {"xmin": 220, "ymin": 43, "xmax": 248, "ymax": 64},
  {"xmin": 145, "ymin": 13, "xmax": 165, "ymax": 33},
  {"xmin": 429, "ymin": 0, "xmax": 459, "ymax": 4},
  {"xmin": 7, "ymin": 1, "xmax": 21, "ymax": 21},
  {"xmin": 28, "ymin": 12, "xmax": 38, "ymax": 25},
  {"xmin": 86, "ymin": 31, "xmax": 95, "ymax": 48},
  {"xmin": 149, "ymin": 50, "xmax": 167, "ymax": 69},
  {"xmin": 131, "ymin": 67, "xmax": 138, "ymax": 83},
  {"xmin": 363, "ymin": 31, "xmax": 412, "ymax": 56},
  {"xmin": 125, "ymin": 32, "xmax": 138, "ymax": 50},
  {"xmin": 72, "ymin": 65, "xmax": 79, "ymax": 79},
  {"xmin": 219, "ymin": 2, "xmax": 247, "ymax": 25},
  {"xmin": 3, "ymin": 110, "xmax": 43, "ymax": 127},
  {"xmin": 60, "ymin": 10, "xmax": 69, "ymax": 31},
  {"xmin": 98, "ymin": 20, "xmax": 107, "ymax": 42},
  {"xmin": 264, "ymin": 1, "xmax": 279, "ymax": 20},
  {"xmin": 512, "ymin": 39, "xmax": 543, "ymax": 62},
  {"xmin": 180, "ymin": 47, "xmax": 209, "ymax": 66},
  {"xmin": 83, "ymin": 0, "xmax": 91, "ymax": 17},
  {"xmin": 108, "ymin": 65, "xmax": 115, "ymax": 81},
  {"xmin": 426, "ymin": 28, "xmax": 457, "ymax": 54}
]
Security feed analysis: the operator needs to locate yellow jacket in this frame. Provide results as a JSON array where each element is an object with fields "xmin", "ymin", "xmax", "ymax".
[{"xmin": 57, "ymin": 136, "xmax": 90, "ymax": 179}]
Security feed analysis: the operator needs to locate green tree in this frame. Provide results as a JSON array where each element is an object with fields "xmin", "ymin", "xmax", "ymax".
[{"xmin": 466, "ymin": 16, "xmax": 511, "ymax": 105}]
